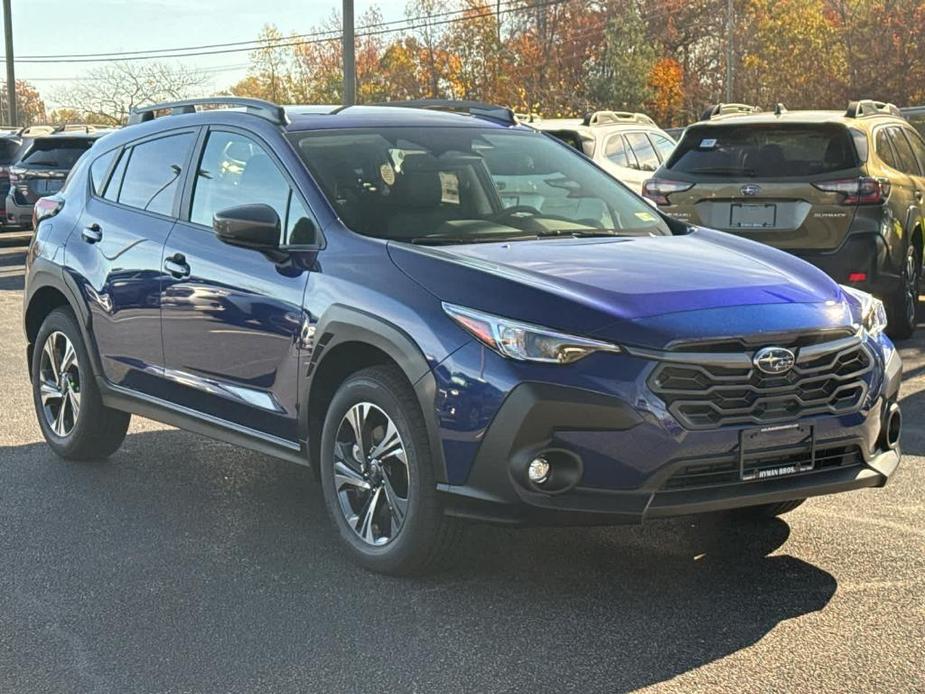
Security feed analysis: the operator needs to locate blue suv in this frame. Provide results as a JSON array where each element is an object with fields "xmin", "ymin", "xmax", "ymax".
[{"xmin": 24, "ymin": 98, "xmax": 903, "ymax": 574}]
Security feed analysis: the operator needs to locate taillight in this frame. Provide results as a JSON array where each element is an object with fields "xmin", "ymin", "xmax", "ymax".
[
  {"xmin": 812, "ymin": 177, "xmax": 890, "ymax": 205},
  {"xmin": 642, "ymin": 178, "xmax": 693, "ymax": 206},
  {"xmin": 33, "ymin": 196, "xmax": 63, "ymax": 228}
]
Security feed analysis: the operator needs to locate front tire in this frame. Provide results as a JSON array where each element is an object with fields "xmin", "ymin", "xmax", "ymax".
[
  {"xmin": 31, "ymin": 307, "xmax": 130, "ymax": 460},
  {"xmin": 886, "ymin": 243, "xmax": 919, "ymax": 340},
  {"xmin": 319, "ymin": 365, "xmax": 459, "ymax": 575}
]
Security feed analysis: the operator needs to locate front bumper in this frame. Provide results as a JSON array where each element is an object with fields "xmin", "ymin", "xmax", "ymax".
[{"xmin": 435, "ymin": 334, "xmax": 902, "ymax": 526}]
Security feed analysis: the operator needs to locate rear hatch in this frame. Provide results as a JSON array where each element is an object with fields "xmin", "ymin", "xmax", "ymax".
[
  {"xmin": 652, "ymin": 122, "xmax": 863, "ymax": 251},
  {"xmin": 0, "ymin": 137, "xmax": 22, "ymax": 199},
  {"xmin": 9, "ymin": 137, "xmax": 94, "ymax": 206}
]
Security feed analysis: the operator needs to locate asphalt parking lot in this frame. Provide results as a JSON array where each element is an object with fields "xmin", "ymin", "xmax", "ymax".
[{"xmin": 0, "ymin": 230, "xmax": 923, "ymax": 694}]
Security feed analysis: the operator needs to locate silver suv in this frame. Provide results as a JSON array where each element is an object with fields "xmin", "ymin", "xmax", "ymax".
[{"xmin": 527, "ymin": 111, "xmax": 676, "ymax": 193}]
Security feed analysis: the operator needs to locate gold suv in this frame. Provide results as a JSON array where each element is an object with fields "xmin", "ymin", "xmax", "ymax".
[{"xmin": 644, "ymin": 100, "xmax": 925, "ymax": 338}]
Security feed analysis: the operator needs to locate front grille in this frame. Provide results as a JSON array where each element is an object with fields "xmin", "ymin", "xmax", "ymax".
[
  {"xmin": 649, "ymin": 339, "xmax": 872, "ymax": 429},
  {"xmin": 663, "ymin": 444, "xmax": 864, "ymax": 490}
]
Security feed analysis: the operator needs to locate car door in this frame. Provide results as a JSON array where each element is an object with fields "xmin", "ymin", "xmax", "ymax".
[
  {"xmin": 160, "ymin": 127, "xmax": 319, "ymax": 444},
  {"xmin": 67, "ymin": 129, "xmax": 197, "ymax": 395},
  {"xmin": 876, "ymin": 126, "xmax": 921, "ymax": 271},
  {"xmin": 893, "ymin": 126, "xmax": 925, "ymax": 225}
]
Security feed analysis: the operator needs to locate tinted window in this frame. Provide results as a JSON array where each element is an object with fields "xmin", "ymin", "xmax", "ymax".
[
  {"xmin": 103, "ymin": 149, "xmax": 130, "ymax": 202},
  {"xmin": 649, "ymin": 133, "xmax": 675, "ymax": 162},
  {"xmin": 290, "ymin": 127, "xmax": 670, "ymax": 241},
  {"xmin": 876, "ymin": 129, "xmax": 899, "ymax": 170},
  {"xmin": 286, "ymin": 194, "xmax": 317, "ymax": 245},
  {"xmin": 904, "ymin": 129, "xmax": 925, "ymax": 174},
  {"xmin": 604, "ymin": 135, "xmax": 629, "ymax": 167},
  {"xmin": 889, "ymin": 128, "xmax": 921, "ymax": 175},
  {"xmin": 625, "ymin": 132, "xmax": 659, "ymax": 171},
  {"xmin": 191, "ymin": 131, "xmax": 290, "ymax": 229},
  {"xmin": 19, "ymin": 138, "xmax": 95, "ymax": 169},
  {"xmin": 89, "ymin": 148, "xmax": 118, "ymax": 195},
  {"xmin": 0, "ymin": 138, "xmax": 21, "ymax": 164},
  {"xmin": 117, "ymin": 133, "xmax": 194, "ymax": 216},
  {"xmin": 669, "ymin": 124, "xmax": 859, "ymax": 177}
]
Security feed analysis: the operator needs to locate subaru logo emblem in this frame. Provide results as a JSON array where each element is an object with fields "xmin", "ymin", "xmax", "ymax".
[
  {"xmin": 741, "ymin": 184, "xmax": 761, "ymax": 196},
  {"xmin": 753, "ymin": 346, "xmax": 795, "ymax": 375}
]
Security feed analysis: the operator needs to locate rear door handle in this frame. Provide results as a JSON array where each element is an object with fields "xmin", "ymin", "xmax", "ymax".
[
  {"xmin": 164, "ymin": 253, "xmax": 190, "ymax": 279},
  {"xmin": 81, "ymin": 223, "xmax": 102, "ymax": 243},
  {"xmin": 915, "ymin": 190, "xmax": 923, "ymax": 202}
]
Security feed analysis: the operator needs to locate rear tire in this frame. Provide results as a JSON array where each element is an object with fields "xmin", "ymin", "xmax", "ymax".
[
  {"xmin": 731, "ymin": 499, "xmax": 805, "ymax": 520},
  {"xmin": 31, "ymin": 307, "xmax": 130, "ymax": 460},
  {"xmin": 319, "ymin": 365, "xmax": 460, "ymax": 575},
  {"xmin": 886, "ymin": 243, "xmax": 919, "ymax": 340}
]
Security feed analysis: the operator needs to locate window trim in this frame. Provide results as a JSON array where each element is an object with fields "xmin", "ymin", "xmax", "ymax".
[
  {"xmin": 91, "ymin": 127, "xmax": 202, "ymax": 223},
  {"xmin": 182, "ymin": 124, "xmax": 324, "ymax": 250},
  {"xmin": 87, "ymin": 145, "xmax": 122, "ymax": 199}
]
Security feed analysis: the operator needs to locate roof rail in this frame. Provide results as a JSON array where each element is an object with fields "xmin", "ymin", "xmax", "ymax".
[
  {"xmin": 846, "ymin": 100, "xmax": 903, "ymax": 119},
  {"xmin": 582, "ymin": 110, "xmax": 656, "ymax": 127},
  {"xmin": 19, "ymin": 125, "xmax": 56, "ymax": 137},
  {"xmin": 701, "ymin": 103, "xmax": 762, "ymax": 120},
  {"xmin": 369, "ymin": 99, "xmax": 516, "ymax": 124},
  {"xmin": 127, "ymin": 97, "xmax": 289, "ymax": 126}
]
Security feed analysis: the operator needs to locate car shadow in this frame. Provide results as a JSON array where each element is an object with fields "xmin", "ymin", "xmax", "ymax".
[{"xmin": 0, "ymin": 429, "xmax": 837, "ymax": 693}]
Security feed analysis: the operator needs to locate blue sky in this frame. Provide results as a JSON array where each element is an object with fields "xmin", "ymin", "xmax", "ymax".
[{"xmin": 8, "ymin": 0, "xmax": 405, "ymax": 105}]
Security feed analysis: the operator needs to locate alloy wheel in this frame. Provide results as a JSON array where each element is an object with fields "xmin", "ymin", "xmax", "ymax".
[
  {"xmin": 332, "ymin": 402, "xmax": 410, "ymax": 546},
  {"xmin": 38, "ymin": 331, "xmax": 81, "ymax": 437}
]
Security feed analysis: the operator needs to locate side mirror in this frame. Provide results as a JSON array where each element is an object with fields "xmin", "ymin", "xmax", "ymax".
[{"xmin": 213, "ymin": 204, "xmax": 280, "ymax": 250}]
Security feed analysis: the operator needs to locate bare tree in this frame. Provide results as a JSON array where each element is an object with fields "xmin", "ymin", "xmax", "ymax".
[{"xmin": 54, "ymin": 61, "xmax": 208, "ymax": 125}]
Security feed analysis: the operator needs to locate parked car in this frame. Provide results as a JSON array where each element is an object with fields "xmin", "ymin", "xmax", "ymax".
[
  {"xmin": 24, "ymin": 97, "xmax": 902, "ymax": 575},
  {"xmin": 0, "ymin": 131, "xmax": 26, "ymax": 229},
  {"xmin": 901, "ymin": 105, "xmax": 925, "ymax": 139},
  {"xmin": 644, "ymin": 100, "xmax": 925, "ymax": 338},
  {"xmin": 527, "ymin": 110, "xmax": 676, "ymax": 193},
  {"xmin": 6, "ymin": 131, "xmax": 107, "ymax": 228}
]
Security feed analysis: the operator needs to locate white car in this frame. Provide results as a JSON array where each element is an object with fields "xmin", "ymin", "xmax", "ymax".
[{"xmin": 527, "ymin": 111, "xmax": 676, "ymax": 194}]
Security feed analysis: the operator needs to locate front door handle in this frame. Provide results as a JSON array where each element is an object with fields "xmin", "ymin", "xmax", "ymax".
[
  {"xmin": 164, "ymin": 253, "xmax": 190, "ymax": 279},
  {"xmin": 81, "ymin": 223, "xmax": 102, "ymax": 243}
]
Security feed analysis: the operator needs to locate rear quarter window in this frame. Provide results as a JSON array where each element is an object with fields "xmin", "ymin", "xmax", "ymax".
[{"xmin": 667, "ymin": 124, "xmax": 859, "ymax": 177}]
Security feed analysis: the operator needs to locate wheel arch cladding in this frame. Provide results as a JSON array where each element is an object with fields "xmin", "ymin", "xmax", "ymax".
[{"xmin": 303, "ymin": 306, "xmax": 448, "ymax": 484}]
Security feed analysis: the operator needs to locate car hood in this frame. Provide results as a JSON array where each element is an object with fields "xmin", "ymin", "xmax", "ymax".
[{"xmin": 388, "ymin": 228, "xmax": 854, "ymax": 349}]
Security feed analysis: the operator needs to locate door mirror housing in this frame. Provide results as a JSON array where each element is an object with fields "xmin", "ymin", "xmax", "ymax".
[{"xmin": 213, "ymin": 204, "xmax": 280, "ymax": 250}]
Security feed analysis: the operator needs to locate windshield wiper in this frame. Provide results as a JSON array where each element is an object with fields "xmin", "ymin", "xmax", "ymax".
[
  {"xmin": 536, "ymin": 228, "xmax": 622, "ymax": 238},
  {"xmin": 409, "ymin": 234, "xmax": 537, "ymax": 246}
]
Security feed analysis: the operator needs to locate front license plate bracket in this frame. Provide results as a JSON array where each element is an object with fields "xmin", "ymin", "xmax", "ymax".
[{"xmin": 738, "ymin": 423, "xmax": 816, "ymax": 482}]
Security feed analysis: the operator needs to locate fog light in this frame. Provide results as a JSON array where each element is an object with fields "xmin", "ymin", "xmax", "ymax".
[{"xmin": 527, "ymin": 457, "xmax": 551, "ymax": 485}]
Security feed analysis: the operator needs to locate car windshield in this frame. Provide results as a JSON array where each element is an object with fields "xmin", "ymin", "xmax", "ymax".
[
  {"xmin": 289, "ymin": 127, "xmax": 670, "ymax": 243},
  {"xmin": 666, "ymin": 124, "xmax": 859, "ymax": 178}
]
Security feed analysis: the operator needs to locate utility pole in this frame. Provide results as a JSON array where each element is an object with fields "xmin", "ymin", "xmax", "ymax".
[
  {"xmin": 342, "ymin": 0, "xmax": 356, "ymax": 106},
  {"xmin": 725, "ymin": 0, "xmax": 734, "ymax": 103},
  {"xmin": 2, "ymin": 0, "xmax": 14, "ymax": 126}
]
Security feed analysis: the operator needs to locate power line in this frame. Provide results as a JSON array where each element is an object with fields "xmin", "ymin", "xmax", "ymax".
[{"xmin": 12, "ymin": 0, "xmax": 542, "ymax": 63}]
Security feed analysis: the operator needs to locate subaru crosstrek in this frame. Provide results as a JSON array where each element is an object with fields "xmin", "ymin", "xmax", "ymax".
[{"xmin": 23, "ymin": 98, "xmax": 903, "ymax": 575}]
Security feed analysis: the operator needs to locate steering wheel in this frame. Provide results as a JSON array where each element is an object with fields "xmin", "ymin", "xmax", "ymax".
[{"xmin": 492, "ymin": 205, "xmax": 543, "ymax": 221}]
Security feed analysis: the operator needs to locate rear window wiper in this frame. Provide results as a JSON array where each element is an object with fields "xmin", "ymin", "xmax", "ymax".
[{"xmin": 683, "ymin": 167, "xmax": 757, "ymax": 176}]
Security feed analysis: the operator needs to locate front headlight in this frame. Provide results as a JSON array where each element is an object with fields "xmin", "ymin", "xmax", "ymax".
[
  {"xmin": 442, "ymin": 303, "xmax": 621, "ymax": 364},
  {"xmin": 841, "ymin": 285, "xmax": 888, "ymax": 336}
]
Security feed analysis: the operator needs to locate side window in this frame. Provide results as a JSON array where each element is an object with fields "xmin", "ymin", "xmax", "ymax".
[
  {"xmin": 285, "ymin": 193, "xmax": 317, "ymax": 245},
  {"xmin": 625, "ymin": 132, "xmax": 660, "ymax": 172},
  {"xmin": 103, "ymin": 148, "xmax": 130, "ymax": 202},
  {"xmin": 603, "ymin": 135, "xmax": 629, "ymax": 167},
  {"xmin": 117, "ymin": 133, "xmax": 195, "ymax": 215},
  {"xmin": 904, "ymin": 129, "xmax": 925, "ymax": 175},
  {"xmin": 649, "ymin": 133, "xmax": 675, "ymax": 163},
  {"xmin": 191, "ymin": 131, "xmax": 290, "ymax": 232},
  {"xmin": 89, "ymin": 148, "xmax": 118, "ymax": 195},
  {"xmin": 890, "ymin": 128, "xmax": 922, "ymax": 176},
  {"xmin": 876, "ymin": 128, "xmax": 899, "ymax": 170}
]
